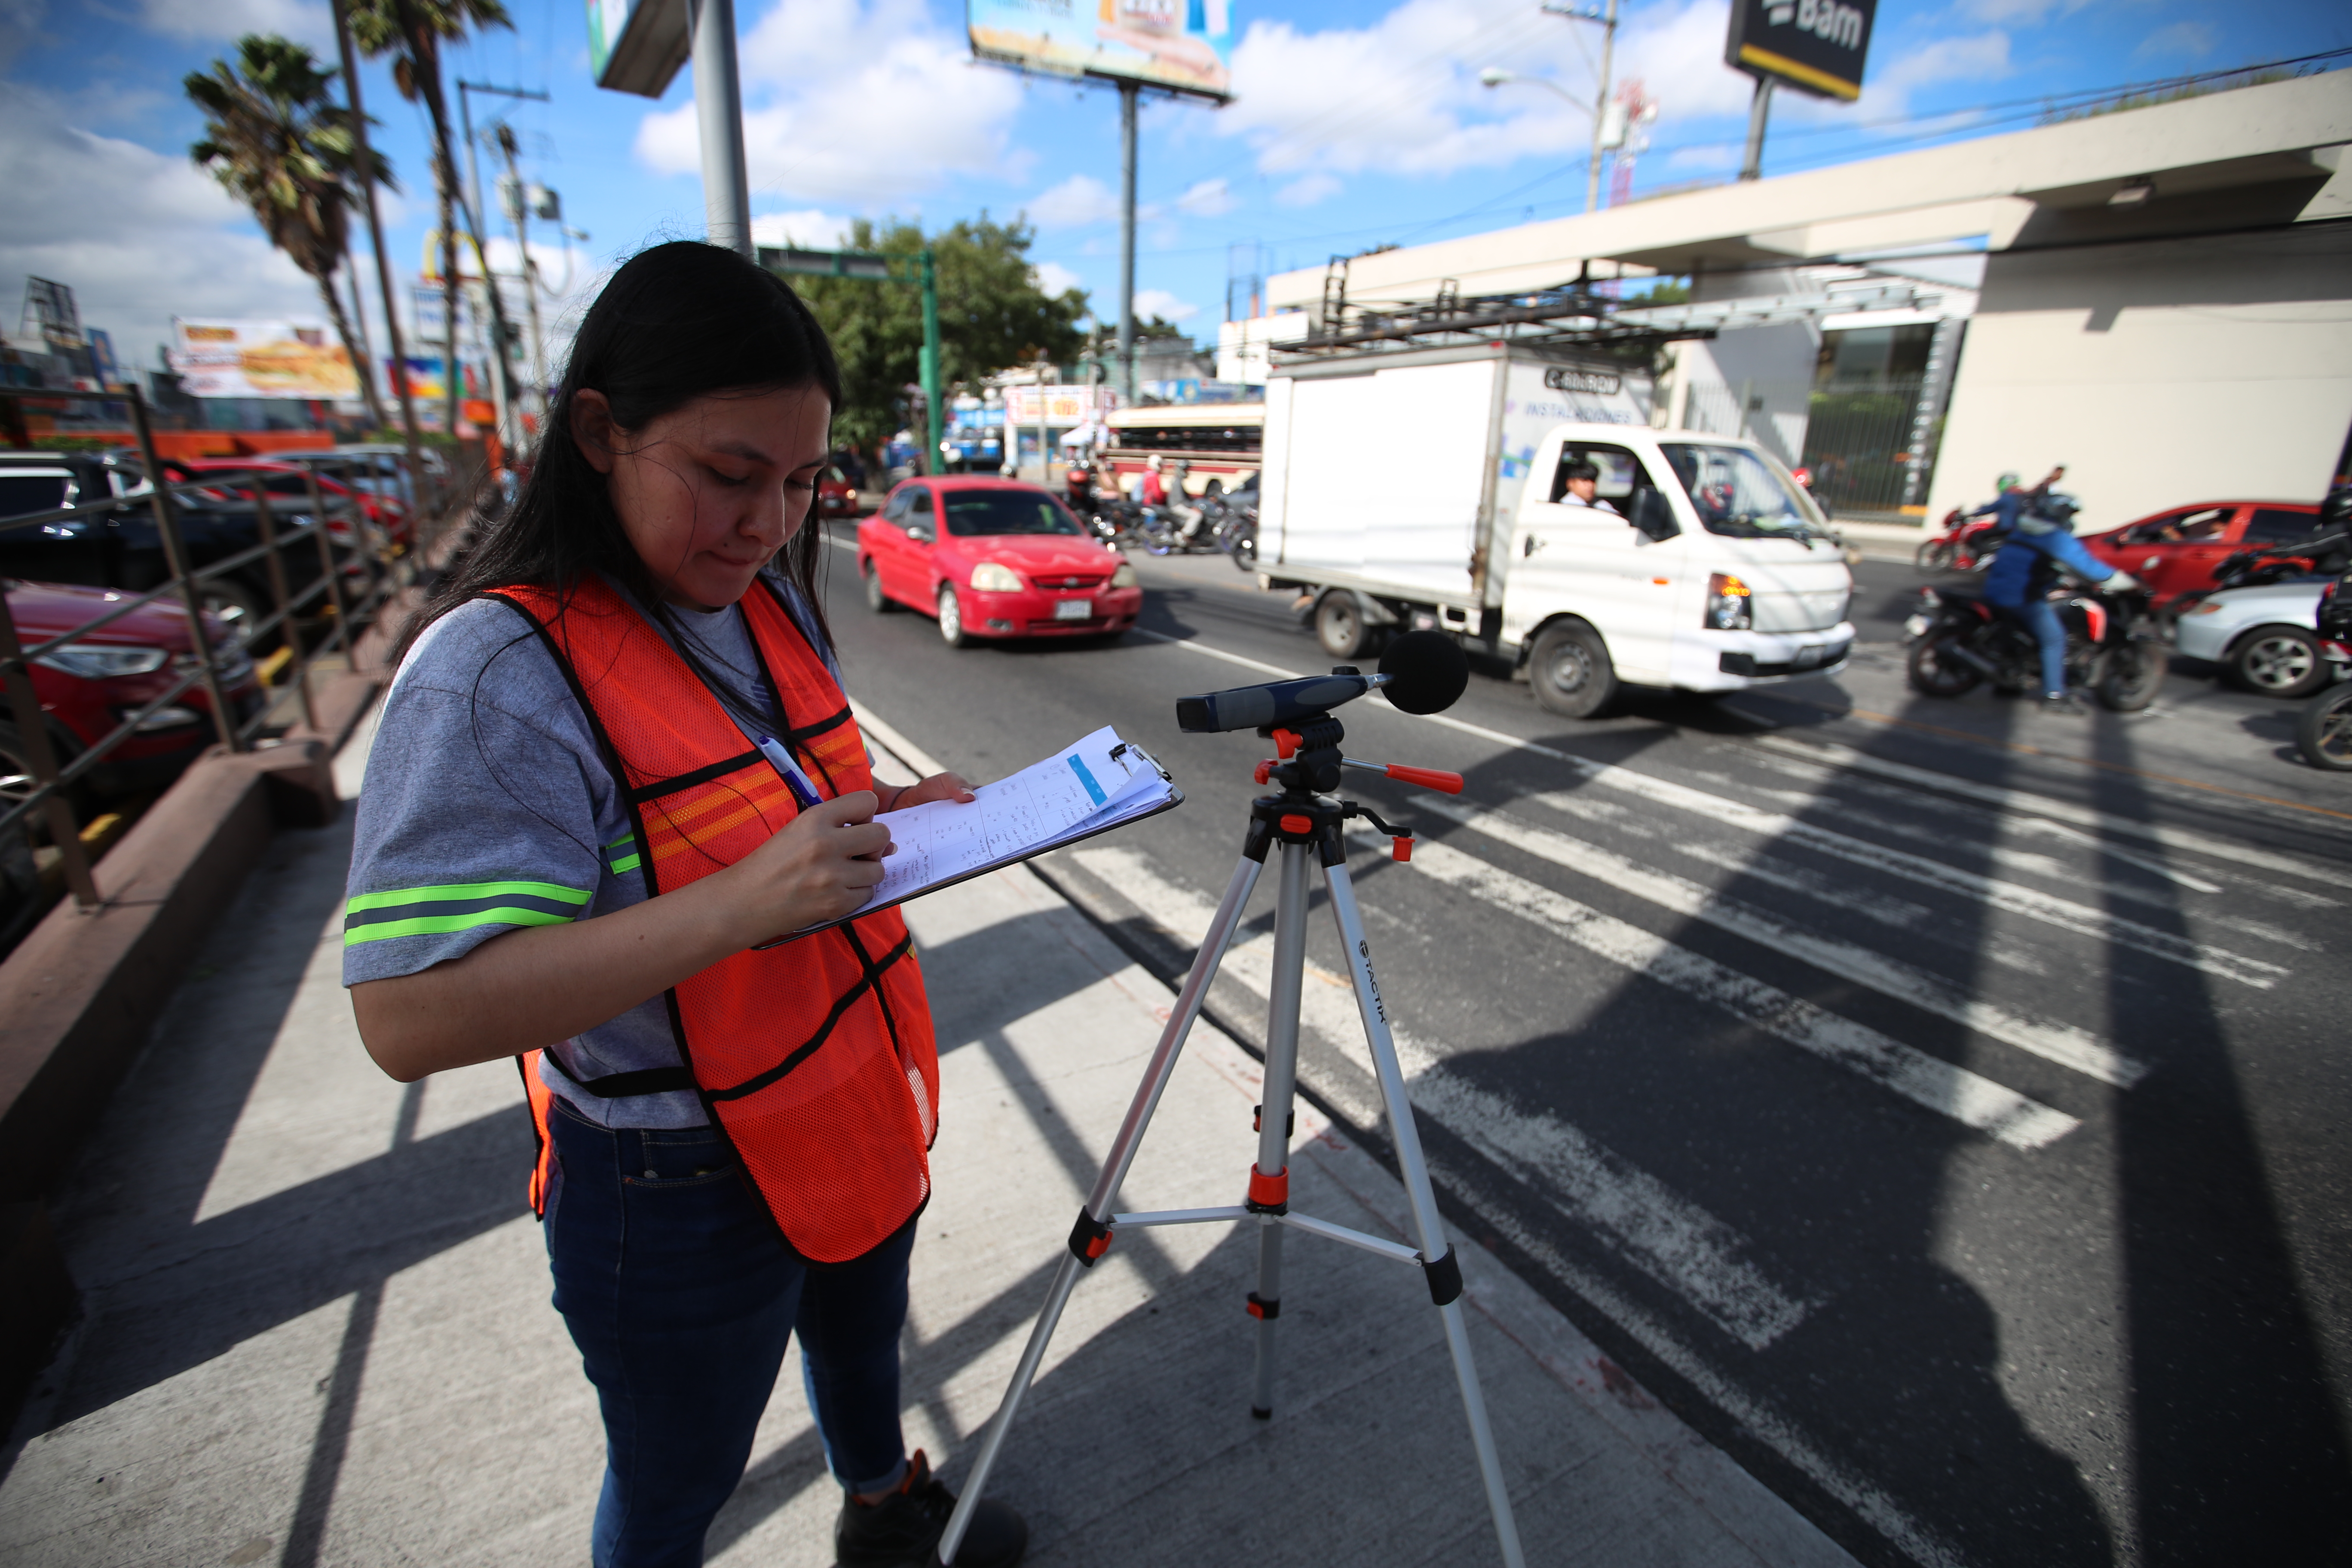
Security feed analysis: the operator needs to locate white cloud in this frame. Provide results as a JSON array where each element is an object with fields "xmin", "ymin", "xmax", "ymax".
[
  {"xmin": 140, "ymin": 0, "xmax": 333, "ymax": 48},
  {"xmin": 635, "ymin": 0, "xmax": 1023, "ymax": 207},
  {"xmin": 1277, "ymin": 171, "xmax": 1342, "ymax": 207},
  {"xmin": 1028, "ymin": 173, "xmax": 1121, "ymax": 228},
  {"xmin": 1956, "ymin": 0, "xmax": 2093, "ymax": 24},
  {"xmin": 0, "ymin": 90, "xmax": 336, "ymax": 370},
  {"xmin": 750, "ymin": 208, "xmax": 853, "ymax": 250},
  {"xmin": 2135, "ymin": 19, "xmax": 2216, "ymax": 60},
  {"xmin": 1216, "ymin": 0, "xmax": 1758, "ymax": 181},
  {"xmin": 1861, "ymin": 31, "xmax": 2013, "ymax": 119},
  {"xmin": 1174, "ymin": 177, "xmax": 1234, "ymax": 216},
  {"xmin": 1032, "ymin": 260, "xmax": 1083, "ymax": 296},
  {"xmin": 1132, "ymin": 288, "xmax": 1198, "ymax": 323}
]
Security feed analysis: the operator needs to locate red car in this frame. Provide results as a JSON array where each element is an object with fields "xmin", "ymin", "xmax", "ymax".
[
  {"xmin": 2081, "ymin": 500, "xmax": 2324, "ymax": 608},
  {"xmin": 816, "ymin": 465, "xmax": 861, "ymax": 521},
  {"xmin": 3, "ymin": 579, "xmax": 264, "ymax": 802},
  {"xmin": 169, "ymin": 457, "xmax": 411, "ymax": 548},
  {"xmin": 857, "ymin": 478, "xmax": 1142, "ymax": 646}
]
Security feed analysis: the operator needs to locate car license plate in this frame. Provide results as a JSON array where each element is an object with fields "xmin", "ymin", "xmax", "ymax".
[
  {"xmin": 1054, "ymin": 598, "xmax": 1092, "ymax": 620},
  {"xmin": 1795, "ymin": 643, "xmax": 1823, "ymax": 668}
]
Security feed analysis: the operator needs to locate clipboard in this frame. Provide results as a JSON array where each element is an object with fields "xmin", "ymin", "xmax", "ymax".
[{"xmin": 753, "ymin": 734, "xmax": 1182, "ymax": 946}]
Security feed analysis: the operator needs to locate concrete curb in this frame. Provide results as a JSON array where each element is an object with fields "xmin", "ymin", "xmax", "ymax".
[{"xmin": 0, "ymin": 683, "xmax": 378, "ymax": 1421}]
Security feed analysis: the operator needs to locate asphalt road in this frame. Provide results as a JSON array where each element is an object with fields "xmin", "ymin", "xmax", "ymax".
[{"xmin": 813, "ymin": 530, "xmax": 2352, "ymax": 1568}]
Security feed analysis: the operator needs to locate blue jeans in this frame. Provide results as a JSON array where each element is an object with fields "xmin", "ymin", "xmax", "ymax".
[
  {"xmin": 2017, "ymin": 597, "xmax": 2068, "ymax": 697},
  {"xmin": 544, "ymin": 1098, "xmax": 916, "ymax": 1568}
]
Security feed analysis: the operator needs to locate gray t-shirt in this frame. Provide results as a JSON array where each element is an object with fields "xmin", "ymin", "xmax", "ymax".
[{"xmin": 342, "ymin": 574, "xmax": 839, "ymax": 1129}]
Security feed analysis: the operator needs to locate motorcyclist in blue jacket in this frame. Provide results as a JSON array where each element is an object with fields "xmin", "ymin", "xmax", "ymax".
[
  {"xmin": 1969, "ymin": 464, "xmax": 2067, "ymax": 539},
  {"xmin": 1981, "ymin": 490, "xmax": 2139, "ymax": 714}
]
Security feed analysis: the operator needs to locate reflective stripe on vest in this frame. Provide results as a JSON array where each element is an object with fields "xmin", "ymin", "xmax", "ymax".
[{"xmin": 490, "ymin": 576, "xmax": 940, "ymax": 1264}]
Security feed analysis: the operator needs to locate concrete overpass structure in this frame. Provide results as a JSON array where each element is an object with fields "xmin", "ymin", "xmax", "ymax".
[{"xmin": 1249, "ymin": 71, "xmax": 2352, "ymax": 528}]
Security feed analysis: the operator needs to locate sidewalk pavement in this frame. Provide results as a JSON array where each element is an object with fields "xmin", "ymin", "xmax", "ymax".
[{"xmin": 0, "ymin": 701, "xmax": 1858, "ymax": 1568}]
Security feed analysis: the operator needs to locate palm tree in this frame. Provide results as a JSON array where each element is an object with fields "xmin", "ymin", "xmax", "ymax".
[
  {"xmin": 346, "ymin": 0, "xmax": 512, "ymax": 440},
  {"xmin": 186, "ymin": 35, "xmax": 395, "ymax": 430}
]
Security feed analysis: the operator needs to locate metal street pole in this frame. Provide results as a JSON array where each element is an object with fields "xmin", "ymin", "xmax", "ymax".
[
  {"xmin": 1740, "ymin": 74, "xmax": 1775, "ymax": 180},
  {"xmin": 920, "ymin": 249, "xmax": 943, "ymax": 475},
  {"xmin": 688, "ymin": 0, "xmax": 752, "ymax": 254},
  {"xmin": 496, "ymin": 124, "xmax": 548, "ymax": 420},
  {"xmin": 1584, "ymin": 0, "xmax": 1618, "ymax": 214},
  {"xmin": 1118, "ymin": 80, "xmax": 1139, "ymax": 407},
  {"xmin": 330, "ymin": 0, "xmax": 427, "ymax": 512}
]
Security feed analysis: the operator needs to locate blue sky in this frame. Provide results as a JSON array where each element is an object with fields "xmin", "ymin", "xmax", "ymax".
[{"xmin": 3, "ymin": 0, "xmax": 2346, "ymax": 375}]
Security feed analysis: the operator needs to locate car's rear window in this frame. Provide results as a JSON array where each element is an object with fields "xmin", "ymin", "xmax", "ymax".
[
  {"xmin": 0, "ymin": 472, "xmax": 70, "ymax": 520},
  {"xmin": 942, "ymin": 490, "xmax": 1083, "ymax": 537}
]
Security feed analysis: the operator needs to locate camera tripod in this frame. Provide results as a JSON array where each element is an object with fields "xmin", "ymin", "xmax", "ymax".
[{"xmin": 935, "ymin": 709, "xmax": 1527, "ymax": 1567}]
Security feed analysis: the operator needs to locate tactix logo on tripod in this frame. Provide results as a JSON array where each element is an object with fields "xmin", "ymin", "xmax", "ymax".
[{"xmin": 935, "ymin": 632, "xmax": 1528, "ymax": 1568}]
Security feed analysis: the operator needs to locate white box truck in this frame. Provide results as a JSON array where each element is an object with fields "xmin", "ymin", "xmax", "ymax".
[{"xmin": 1257, "ymin": 342, "xmax": 1856, "ymax": 716}]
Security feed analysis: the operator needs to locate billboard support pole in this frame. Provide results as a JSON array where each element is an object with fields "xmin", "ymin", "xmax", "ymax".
[
  {"xmin": 1583, "ymin": 0, "xmax": 1618, "ymax": 214},
  {"xmin": 689, "ymin": 0, "xmax": 753, "ymax": 255},
  {"xmin": 921, "ymin": 249, "xmax": 943, "ymax": 476},
  {"xmin": 1740, "ymin": 74, "xmax": 1774, "ymax": 181},
  {"xmin": 1118, "ymin": 80, "xmax": 1139, "ymax": 408}
]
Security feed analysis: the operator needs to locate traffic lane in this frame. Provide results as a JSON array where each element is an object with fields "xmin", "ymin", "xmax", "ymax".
[
  {"xmin": 818, "ymin": 546, "xmax": 2350, "ymax": 1563},
  {"xmin": 1148, "ymin": 548, "xmax": 2352, "ymax": 854}
]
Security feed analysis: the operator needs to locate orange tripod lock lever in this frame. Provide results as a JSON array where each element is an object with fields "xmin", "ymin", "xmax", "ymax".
[{"xmin": 1384, "ymin": 764, "xmax": 1464, "ymax": 794}]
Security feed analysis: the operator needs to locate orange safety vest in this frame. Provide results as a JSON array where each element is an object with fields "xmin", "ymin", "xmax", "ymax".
[{"xmin": 487, "ymin": 574, "xmax": 940, "ymax": 1265}]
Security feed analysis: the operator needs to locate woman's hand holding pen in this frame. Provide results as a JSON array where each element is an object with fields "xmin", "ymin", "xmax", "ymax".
[{"xmin": 722, "ymin": 791, "xmax": 896, "ymax": 935}]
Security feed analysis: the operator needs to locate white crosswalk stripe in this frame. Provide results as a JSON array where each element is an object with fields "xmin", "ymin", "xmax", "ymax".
[
  {"xmin": 1070, "ymin": 845, "xmax": 1820, "ymax": 1349},
  {"xmin": 1419, "ymin": 797, "xmax": 2150, "ymax": 1087}
]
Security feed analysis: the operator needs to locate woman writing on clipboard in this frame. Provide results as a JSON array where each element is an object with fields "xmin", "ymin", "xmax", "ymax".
[{"xmin": 344, "ymin": 242, "xmax": 1027, "ymax": 1568}]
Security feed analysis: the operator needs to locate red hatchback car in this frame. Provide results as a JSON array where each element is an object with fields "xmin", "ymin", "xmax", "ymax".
[
  {"xmin": 170, "ymin": 457, "xmax": 411, "ymax": 548},
  {"xmin": 857, "ymin": 478, "xmax": 1142, "ymax": 646},
  {"xmin": 3, "ymin": 579, "xmax": 263, "ymax": 802},
  {"xmin": 2080, "ymin": 500, "xmax": 2324, "ymax": 609}
]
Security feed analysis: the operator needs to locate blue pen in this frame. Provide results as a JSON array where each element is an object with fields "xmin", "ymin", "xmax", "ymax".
[{"xmin": 755, "ymin": 735, "xmax": 824, "ymax": 812}]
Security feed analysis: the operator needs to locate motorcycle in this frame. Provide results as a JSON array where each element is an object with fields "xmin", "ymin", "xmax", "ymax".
[
  {"xmin": 1914, "ymin": 506, "xmax": 2003, "ymax": 574},
  {"xmin": 1903, "ymin": 581, "xmax": 2168, "ymax": 711},
  {"xmin": 2295, "ymin": 569, "xmax": 2352, "ymax": 770}
]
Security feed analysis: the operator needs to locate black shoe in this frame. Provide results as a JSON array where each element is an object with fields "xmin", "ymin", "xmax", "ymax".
[
  {"xmin": 2040, "ymin": 691, "xmax": 2087, "ymax": 716},
  {"xmin": 835, "ymin": 1450, "xmax": 1028, "ymax": 1568}
]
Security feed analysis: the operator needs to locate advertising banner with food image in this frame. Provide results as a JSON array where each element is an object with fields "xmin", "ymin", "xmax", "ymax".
[
  {"xmin": 968, "ymin": 0, "xmax": 1233, "ymax": 100},
  {"xmin": 169, "ymin": 318, "xmax": 361, "ymax": 400}
]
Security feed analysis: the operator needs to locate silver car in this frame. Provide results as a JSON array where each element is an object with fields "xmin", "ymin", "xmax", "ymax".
[{"xmin": 2172, "ymin": 578, "xmax": 2343, "ymax": 697}]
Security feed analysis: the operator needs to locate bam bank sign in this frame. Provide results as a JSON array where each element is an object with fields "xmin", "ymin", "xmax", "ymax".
[{"xmin": 1725, "ymin": 0, "xmax": 1875, "ymax": 101}]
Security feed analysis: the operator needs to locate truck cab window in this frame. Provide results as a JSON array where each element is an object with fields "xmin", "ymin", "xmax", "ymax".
[{"xmin": 1547, "ymin": 444, "xmax": 1647, "ymax": 510}]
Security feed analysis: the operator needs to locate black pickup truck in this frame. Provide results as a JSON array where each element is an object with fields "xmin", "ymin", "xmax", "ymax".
[{"xmin": 0, "ymin": 447, "xmax": 341, "ymax": 643}]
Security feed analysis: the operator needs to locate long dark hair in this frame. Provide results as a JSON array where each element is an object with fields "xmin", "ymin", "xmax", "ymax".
[{"xmin": 402, "ymin": 241, "xmax": 844, "ymax": 727}]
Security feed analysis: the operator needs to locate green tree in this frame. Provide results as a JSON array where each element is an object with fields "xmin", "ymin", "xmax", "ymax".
[
  {"xmin": 345, "ymin": 0, "xmax": 513, "ymax": 435},
  {"xmin": 792, "ymin": 214, "xmax": 1090, "ymax": 453},
  {"xmin": 186, "ymin": 34, "xmax": 396, "ymax": 428}
]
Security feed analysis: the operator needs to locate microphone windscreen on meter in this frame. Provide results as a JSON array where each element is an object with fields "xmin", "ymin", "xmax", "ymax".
[
  {"xmin": 1378, "ymin": 631, "xmax": 1470, "ymax": 714},
  {"xmin": 1173, "ymin": 630, "xmax": 1470, "ymax": 733}
]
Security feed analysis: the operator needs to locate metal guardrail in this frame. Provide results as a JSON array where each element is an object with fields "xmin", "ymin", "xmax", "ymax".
[{"xmin": 0, "ymin": 386, "xmax": 437, "ymax": 908}]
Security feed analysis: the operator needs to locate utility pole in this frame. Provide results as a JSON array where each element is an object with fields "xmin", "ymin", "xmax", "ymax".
[
  {"xmin": 495, "ymin": 123, "xmax": 548, "ymax": 423},
  {"xmin": 328, "ymin": 0, "xmax": 426, "ymax": 511},
  {"xmin": 688, "ymin": 0, "xmax": 752, "ymax": 254},
  {"xmin": 1118, "ymin": 80, "xmax": 1139, "ymax": 407},
  {"xmin": 455, "ymin": 79, "xmax": 548, "ymax": 451},
  {"xmin": 1583, "ymin": 0, "xmax": 1619, "ymax": 214}
]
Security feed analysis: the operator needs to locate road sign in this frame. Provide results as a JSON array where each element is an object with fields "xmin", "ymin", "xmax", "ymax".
[
  {"xmin": 1724, "ymin": 0, "xmax": 1875, "ymax": 102},
  {"xmin": 586, "ymin": 0, "xmax": 691, "ymax": 98}
]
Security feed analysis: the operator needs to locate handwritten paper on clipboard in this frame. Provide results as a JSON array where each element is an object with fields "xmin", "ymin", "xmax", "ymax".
[{"xmin": 760, "ymin": 726, "xmax": 1180, "ymax": 944}]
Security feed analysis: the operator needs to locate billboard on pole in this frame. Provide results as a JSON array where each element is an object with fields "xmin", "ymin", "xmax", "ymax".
[
  {"xmin": 586, "ymin": 0, "xmax": 690, "ymax": 98},
  {"xmin": 968, "ymin": 0, "xmax": 1234, "ymax": 102},
  {"xmin": 1724, "ymin": 0, "xmax": 1875, "ymax": 101},
  {"xmin": 168, "ymin": 318, "xmax": 360, "ymax": 400}
]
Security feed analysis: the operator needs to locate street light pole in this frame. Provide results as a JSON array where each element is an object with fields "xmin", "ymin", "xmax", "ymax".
[{"xmin": 1118, "ymin": 80, "xmax": 1139, "ymax": 408}]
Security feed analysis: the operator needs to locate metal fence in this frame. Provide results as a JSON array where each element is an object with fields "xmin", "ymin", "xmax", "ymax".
[
  {"xmin": 0, "ymin": 386, "xmax": 437, "ymax": 909},
  {"xmin": 1800, "ymin": 380, "xmax": 1934, "ymax": 516}
]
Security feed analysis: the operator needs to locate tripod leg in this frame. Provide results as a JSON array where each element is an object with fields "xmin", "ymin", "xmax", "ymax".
[
  {"xmin": 1248, "ymin": 840, "xmax": 1311, "ymax": 1419},
  {"xmin": 934, "ymin": 850, "xmax": 1265, "ymax": 1567},
  {"xmin": 1321, "ymin": 860, "xmax": 1527, "ymax": 1568}
]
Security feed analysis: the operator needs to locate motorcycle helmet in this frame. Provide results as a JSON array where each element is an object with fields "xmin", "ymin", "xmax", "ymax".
[
  {"xmin": 1994, "ymin": 471, "xmax": 2021, "ymax": 493},
  {"xmin": 2016, "ymin": 491, "xmax": 2081, "ymax": 535}
]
